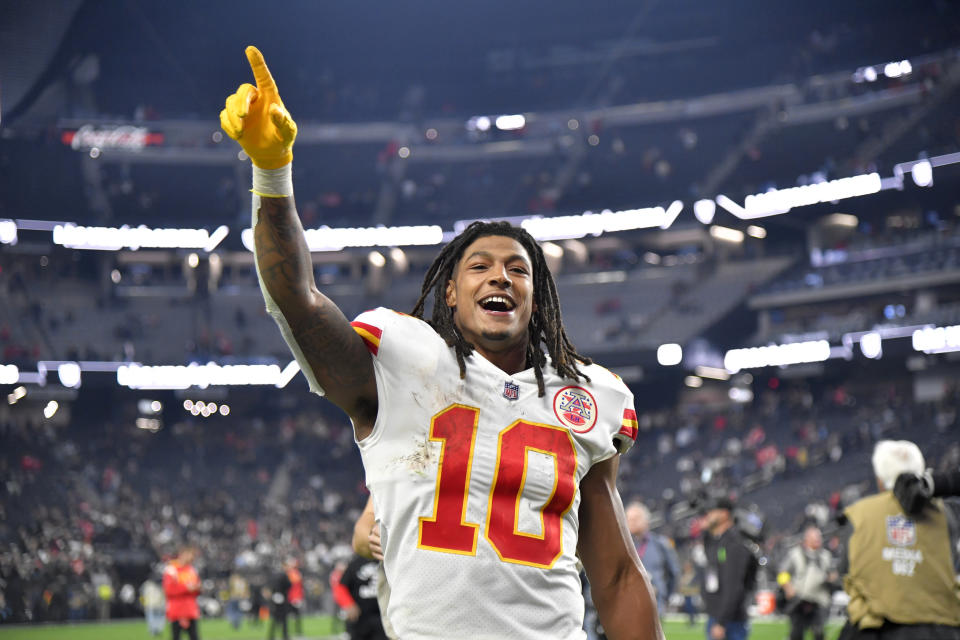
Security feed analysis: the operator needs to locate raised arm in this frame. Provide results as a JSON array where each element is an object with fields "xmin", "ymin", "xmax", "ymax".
[
  {"xmin": 578, "ymin": 456, "xmax": 664, "ymax": 640},
  {"xmin": 220, "ymin": 47, "xmax": 378, "ymax": 435}
]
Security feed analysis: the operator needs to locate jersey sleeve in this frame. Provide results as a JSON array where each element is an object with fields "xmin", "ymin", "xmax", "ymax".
[
  {"xmin": 350, "ymin": 307, "xmax": 439, "ymax": 447},
  {"xmin": 349, "ymin": 307, "xmax": 419, "ymax": 365},
  {"xmin": 613, "ymin": 392, "xmax": 638, "ymax": 455}
]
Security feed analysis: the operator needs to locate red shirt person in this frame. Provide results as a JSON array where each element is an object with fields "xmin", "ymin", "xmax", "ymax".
[{"xmin": 162, "ymin": 547, "xmax": 201, "ymax": 640}]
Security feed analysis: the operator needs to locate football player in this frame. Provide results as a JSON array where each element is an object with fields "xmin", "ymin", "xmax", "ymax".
[{"xmin": 221, "ymin": 46, "xmax": 663, "ymax": 640}]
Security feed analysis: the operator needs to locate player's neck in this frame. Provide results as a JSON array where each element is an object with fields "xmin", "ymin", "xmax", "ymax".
[{"xmin": 475, "ymin": 342, "xmax": 529, "ymax": 376}]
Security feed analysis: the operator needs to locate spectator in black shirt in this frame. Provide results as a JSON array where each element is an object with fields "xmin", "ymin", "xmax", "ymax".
[
  {"xmin": 266, "ymin": 568, "xmax": 292, "ymax": 640},
  {"xmin": 701, "ymin": 496, "xmax": 758, "ymax": 640},
  {"xmin": 339, "ymin": 553, "xmax": 388, "ymax": 640}
]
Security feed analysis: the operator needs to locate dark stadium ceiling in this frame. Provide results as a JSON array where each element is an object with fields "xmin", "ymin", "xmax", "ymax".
[{"xmin": 4, "ymin": 0, "xmax": 959, "ymax": 123}]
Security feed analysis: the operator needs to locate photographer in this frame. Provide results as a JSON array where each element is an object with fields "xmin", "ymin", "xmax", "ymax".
[{"xmin": 777, "ymin": 525, "xmax": 837, "ymax": 640}]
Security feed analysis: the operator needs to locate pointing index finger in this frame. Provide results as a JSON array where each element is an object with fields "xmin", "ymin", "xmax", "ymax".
[{"xmin": 245, "ymin": 46, "xmax": 276, "ymax": 92}]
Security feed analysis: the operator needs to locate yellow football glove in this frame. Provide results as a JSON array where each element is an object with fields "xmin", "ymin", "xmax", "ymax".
[{"xmin": 220, "ymin": 46, "xmax": 297, "ymax": 170}]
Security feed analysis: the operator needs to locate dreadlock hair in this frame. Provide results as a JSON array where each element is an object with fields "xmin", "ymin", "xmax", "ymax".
[{"xmin": 411, "ymin": 220, "xmax": 591, "ymax": 397}]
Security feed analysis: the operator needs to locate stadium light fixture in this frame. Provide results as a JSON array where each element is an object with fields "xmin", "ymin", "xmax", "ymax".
[
  {"xmin": 7, "ymin": 385, "xmax": 26, "ymax": 405},
  {"xmin": 53, "ymin": 223, "xmax": 229, "ymax": 252},
  {"xmin": 57, "ymin": 362, "xmax": 82, "ymax": 389},
  {"xmin": 693, "ymin": 199, "xmax": 716, "ymax": 225},
  {"xmin": 716, "ymin": 173, "xmax": 882, "ymax": 220},
  {"xmin": 684, "ymin": 376, "xmax": 703, "ymax": 388},
  {"xmin": 521, "ymin": 205, "xmax": 676, "ymax": 241},
  {"xmin": 746, "ymin": 225, "xmax": 766, "ymax": 239},
  {"xmin": 242, "ymin": 224, "xmax": 444, "ymax": 252},
  {"xmin": 860, "ymin": 332, "xmax": 883, "ymax": 359},
  {"xmin": 541, "ymin": 242, "xmax": 564, "ymax": 259},
  {"xmin": 117, "ymin": 362, "xmax": 285, "ymax": 390},
  {"xmin": 0, "ymin": 220, "xmax": 17, "ymax": 245},
  {"xmin": 724, "ymin": 340, "xmax": 831, "ymax": 373},
  {"xmin": 709, "ymin": 225, "xmax": 744, "ymax": 243},
  {"xmin": 276, "ymin": 360, "xmax": 301, "ymax": 389},
  {"xmin": 0, "ymin": 365, "xmax": 20, "ymax": 385},
  {"xmin": 912, "ymin": 325, "xmax": 960, "ymax": 354},
  {"xmin": 368, "ymin": 251, "xmax": 387, "ymax": 268},
  {"xmin": 495, "ymin": 114, "xmax": 526, "ymax": 131},
  {"xmin": 660, "ymin": 201, "xmax": 684, "ymax": 230},
  {"xmin": 43, "ymin": 401, "xmax": 59, "ymax": 419},
  {"xmin": 911, "ymin": 160, "xmax": 933, "ymax": 187},
  {"xmin": 657, "ymin": 343, "xmax": 683, "ymax": 367},
  {"xmin": 695, "ymin": 366, "xmax": 730, "ymax": 381}
]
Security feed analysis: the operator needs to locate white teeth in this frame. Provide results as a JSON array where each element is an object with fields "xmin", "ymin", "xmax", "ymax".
[{"xmin": 480, "ymin": 295, "xmax": 515, "ymax": 309}]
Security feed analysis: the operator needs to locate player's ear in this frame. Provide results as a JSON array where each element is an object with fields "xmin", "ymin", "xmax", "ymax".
[{"xmin": 445, "ymin": 279, "xmax": 456, "ymax": 308}]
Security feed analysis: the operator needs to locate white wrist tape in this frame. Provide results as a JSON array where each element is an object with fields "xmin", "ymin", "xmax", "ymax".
[{"xmin": 252, "ymin": 163, "xmax": 293, "ymax": 198}]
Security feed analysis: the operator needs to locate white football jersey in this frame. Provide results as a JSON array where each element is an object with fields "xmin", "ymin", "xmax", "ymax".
[{"xmin": 348, "ymin": 308, "xmax": 638, "ymax": 640}]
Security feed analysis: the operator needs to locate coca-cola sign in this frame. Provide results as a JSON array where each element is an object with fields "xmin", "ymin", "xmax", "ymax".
[{"xmin": 61, "ymin": 125, "xmax": 164, "ymax": 150}]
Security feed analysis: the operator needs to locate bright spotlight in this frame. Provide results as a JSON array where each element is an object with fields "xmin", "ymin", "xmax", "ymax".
[
  {"xmin": 150, "ymin": 400, "xmax": 162, "ymax": 412},
  {"xmin": 709, "ymin": 225, "xmax": 745, "ymax": 243},
  {"xmin": 860, "ymin": 332, "xmax": 883, "ymax": 359},
  {"xmin": 693, "ymin": 199, "xmax": 716, "ymax": 224},
  {"xmin": 911, "ymin": 160, "xmax": 933, "ymax": 187},
  {"xmin": 397, "ymin": 146, "xmax": 411, "ymax": 159},
  {"xmin": 389, "ymin": 247, "xmax": 408, "ymax": 273},
  {"xmin": 7, "ymin": 385, "xmax": 26, "ymax": 405},
  {"xmin": 183, "ymin": 399, "xmax": 193, "ymax": 411},
  {"xmin": 187, "ymin": 253, "xmax": 199, "ymax": 269},
  {"xmin": 684, "ymin": 376, "xmax": 703, "ymax": 388},
  {"xmin": 368, "ymin": 251, "xmax": 386, "ymax": 268},
  {"xmin": 495, "ymin": 114, "xmax": 525, "ymax": 131},
  {"xmin": 57, "ymin": 362, "xmax": 82, "ymax": 389},
  {"xmin": 541, "ymin": 242, "xmax": 564, "ymax": 259},
  {"xmin": 43, "ymin": 401, "xmax": 59, "ymax": 419},
  {"xmin": 111, "ymin": 269, "xmax": 122, "ymax": 284},
  {"xmin": 219, "ymin": 404, "xmax": 230, "ymax": 416},
  {"xmin": 0, "ymin": 365, "xmax": 20, "ymax": 385},
  {"xmin": 657, "ymin": 343, "xmax": 683, "ymax": 366},
  {"xmin": 746, "ymin": 225, "xmax": 767, "ymax": 239}
]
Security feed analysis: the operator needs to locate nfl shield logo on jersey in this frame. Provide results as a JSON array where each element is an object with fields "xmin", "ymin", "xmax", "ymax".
[
  {"xmin": 886, "ymin": 515, "xmax": 916, "ymax": 546},
  {"xmin": 503, "ymin": 381, "xmax": 519, "ymax": 400},
  {"xmin": 552, "ymin": 386, "xmax": 598, "ymax": 433}
]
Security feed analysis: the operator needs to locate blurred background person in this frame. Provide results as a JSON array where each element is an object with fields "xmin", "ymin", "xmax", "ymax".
[
  {"xmin": 777, "ymin": 525, "xmax": 837, "ymax": 640},
  {"xmin": 352, "ymin": 496, "xmax": 395, "ymax": 639},
  {"xmin": 225, "ymin": 570, "xmax": 248, "ymax": 631},
  {"xmin": 838, "ymin": 440, "xmax": 960, "ymax": 639},
  {"xmin": 140, "ymin": 572, "xmax": 166, "ymax": 637},
  {"xmin": 679, "ymin": 559, "xmax": 701, "ymax": 627},
  {"xmin": 339, "ymin": 552, "xmax": 388, "ymax": 640},
  {"xmin": 285, "ymin": 557, "xmax": 304, "ymax": 637},
  {"xmin": 626, "ymin": 500, "xmax": 681, "ymax": 616},
  {"xmin": 701, "ymin": 496, "xmax": 758, "ymax": 640},
  {"xmin": 267, "ymin": 563, "xmax": 292, "ymax": 640},
  {"xmin": 162, "ymin": 546, "xmax": 201, "ymax": 640}
]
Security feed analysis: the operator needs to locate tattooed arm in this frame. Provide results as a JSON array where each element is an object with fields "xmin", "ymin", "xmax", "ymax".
[
  {"xmin": 254, "ymin": 195, "xmax": 378, "ymax": 436},
  {"xmin": 221, "ymin": 47, "xmax": 378, "ymax": 436}
]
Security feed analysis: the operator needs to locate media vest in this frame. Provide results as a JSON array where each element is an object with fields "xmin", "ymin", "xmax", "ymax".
[{"xmin": 844, "ymin": 491, "xmax": 960, "ymax": 629}]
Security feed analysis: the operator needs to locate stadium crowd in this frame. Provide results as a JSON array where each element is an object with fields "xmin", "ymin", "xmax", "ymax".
[{"xmin": 2, "ymin": 372, "xmax": 957, "ymax": 626}]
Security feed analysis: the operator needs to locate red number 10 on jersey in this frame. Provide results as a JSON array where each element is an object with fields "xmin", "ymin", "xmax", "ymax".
[{"xmin": 417, "ymin": 404, "xmax": 578, "ymax": 569}]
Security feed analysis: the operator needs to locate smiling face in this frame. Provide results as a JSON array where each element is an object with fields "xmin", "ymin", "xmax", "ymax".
[{"xmin": 445, "ymin": 234, "xmax": 537, "ymax": 366}]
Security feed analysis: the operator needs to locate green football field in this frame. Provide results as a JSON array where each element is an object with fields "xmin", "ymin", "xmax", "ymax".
[{"xmin": 0, "ymin": 616, "xmax": 843, "ymax": 639}]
